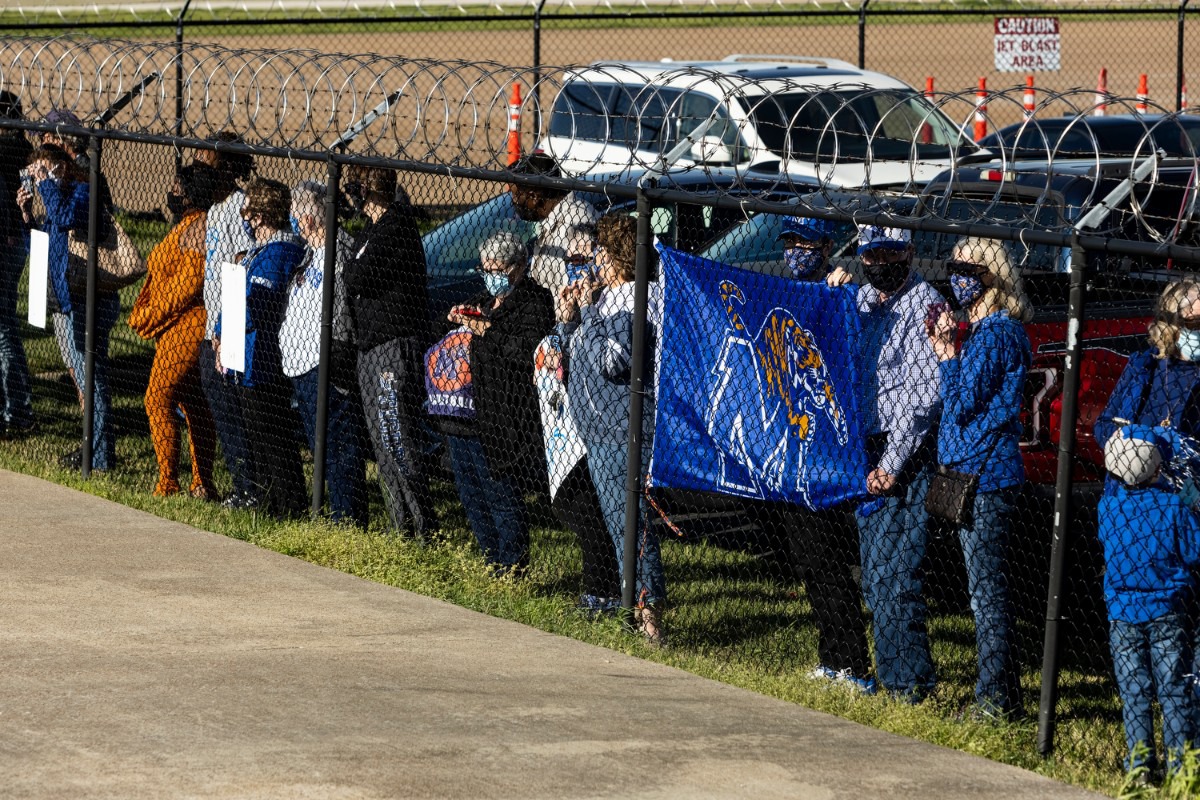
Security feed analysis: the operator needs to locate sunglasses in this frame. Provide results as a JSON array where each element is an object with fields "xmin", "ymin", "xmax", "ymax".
[{"xmin": 945, "ymin": 259, "xmax": 987, "ymax": 277}]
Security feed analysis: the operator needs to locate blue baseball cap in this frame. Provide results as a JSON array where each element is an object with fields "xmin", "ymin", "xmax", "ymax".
[
  {"xmin": 776, "ymin": 215, "xmax": 834, "ymax": 243},
  {"xmin": 856, "ymin": 224, "xmax": 912, "ymax": 255}
]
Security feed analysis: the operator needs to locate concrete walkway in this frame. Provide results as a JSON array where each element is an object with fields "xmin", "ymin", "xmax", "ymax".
[{"xmin": 0, "ymin": 469, "xmax": 1103, "ymax": 800}]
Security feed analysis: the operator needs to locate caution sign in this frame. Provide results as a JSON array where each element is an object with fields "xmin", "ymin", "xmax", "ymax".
[{"xmin": 994, "ymin": 17, "xmax": 1061, "ymax": 72}]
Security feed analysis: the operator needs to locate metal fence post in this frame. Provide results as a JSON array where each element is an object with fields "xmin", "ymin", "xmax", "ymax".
[
  {"xmin": 310, "ymin": 157, "xmax": 341, "ymax": 518},
  {"xmin": 532, "ymin": 0, "xmax": 548, "ymax": 140},
  {"xmin": 81, "ymin": 134, "xmax": 102, "ymax": 479},
  {"xmin": 857, "ymin": 0, "xmax": 871, "ymax": 69},
  {"xmin": 1179, "ymin": 0, "xmax": 1191, "ymax": 112},
  {"xmin": 621, "ymin": 186, "xmax": 654, "ymax": 612},
  {"xmin": 1037, "ymin": 235, "xmax": 1087, "ymax": 757},
  {"xmin": 174, "ymin": 0, "xmax": 192, "ymax": 172}
]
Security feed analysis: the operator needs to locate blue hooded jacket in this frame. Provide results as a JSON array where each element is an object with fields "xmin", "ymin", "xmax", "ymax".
[
  {"xmin": 936, "ymin": 310, "xmax": 1031, "ymax": 493},
  {"xmin": 1099, "ymin": 425, "xmax": 1200, "ymax": 624}
]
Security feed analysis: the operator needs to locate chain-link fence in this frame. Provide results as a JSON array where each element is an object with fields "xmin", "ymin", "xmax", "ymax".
[
  {"xmin": 9, "ymin": 34, "xmax": 1200, "ymax": 791},
  {"xmin": 2, "ymin": 1, "xmax": 1197, "ymax": 116}
]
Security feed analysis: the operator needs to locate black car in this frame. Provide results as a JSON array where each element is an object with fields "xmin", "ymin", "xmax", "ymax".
[{"xmin": 978, "ymin": 114, "xmax": 1200, "ymax": 162}]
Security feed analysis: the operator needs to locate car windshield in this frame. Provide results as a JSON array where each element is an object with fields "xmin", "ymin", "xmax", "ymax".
[{"xmin": 736, "ymin": 89, "xmax": 971, "ymax": 162}]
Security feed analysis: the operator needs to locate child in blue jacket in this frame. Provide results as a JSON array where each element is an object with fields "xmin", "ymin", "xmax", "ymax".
[{"xmin": 1100, "ymin": 424, "xmax": 1200, "ymax": 778}]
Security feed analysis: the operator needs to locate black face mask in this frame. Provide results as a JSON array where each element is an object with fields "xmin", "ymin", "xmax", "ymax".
[
  {"xmin": 166, "ymin": 192, "xmax": 188, "ymax": 221},
  {"xmin": 863, "ymin": 259, "xmax": 911, "ymax": 295}
]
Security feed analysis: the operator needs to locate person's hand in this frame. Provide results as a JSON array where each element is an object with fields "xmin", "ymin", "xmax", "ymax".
[
  {"xmin": 928, "ymin": 309, "xmax": 958, "ymax": 361},
  {"xmin": 27, "ymin": 161, "xmax": 49, "ymax": 183},
  {"xmin": 556, "ymin": 285, "xmax": 580, "ymax": 323},
  {"xmin": 577, "ymin": 278, "xmax": 601, "ymax": 308},
  {"xmin": 212, "ymin": 337, "xmax": 224, "ymax": 374},
  {"xmin": 16, "ymin": 185, "xmax": 33, "ymax": 224},
  {"xmin": 826, "ymin": 266, "xmax": 853, "ymax": 287},
  {"xmin": 460, "ymin": 316, "xmax": 491, "ymax": 336},
  {"xmin": 867, "ymin": 468, "xmax": 897, "ymax": 496}
]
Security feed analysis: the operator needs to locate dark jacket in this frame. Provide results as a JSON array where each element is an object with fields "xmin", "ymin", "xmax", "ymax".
[
  {"xmin": 343, "ymin": 205, "xmax": 430, "ymax": 352},
  {"xmin": 469, "ymin": 279, "xmax": 555, "ymax": 475},
  {"xmin": 0, "ymin": 131, "xmax": 30, "ymax": 244}
]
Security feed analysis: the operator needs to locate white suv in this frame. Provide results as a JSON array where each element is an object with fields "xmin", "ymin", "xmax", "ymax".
[{"xmin": 538, "ymin": 55, "xmax": 979, "ymax": 189}]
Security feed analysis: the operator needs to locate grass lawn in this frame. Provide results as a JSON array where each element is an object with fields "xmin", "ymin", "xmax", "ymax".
[{"xmin": 0, "ymin": 213, "xmax": 1184, "ymax": 798}]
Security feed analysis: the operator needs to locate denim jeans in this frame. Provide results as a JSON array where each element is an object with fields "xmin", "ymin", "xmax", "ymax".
[
  {"xmin": 585, "ymin": 438, "xmax": 666, "ymax": 606},
  {"xmin": 199, "ymin": 342, "xmax": 254, "ymax": 498},
  {"xmin": 1110, "ymin": 614, "xmax": 1191, "ymax": 772},
  {"xmin": 64, "ymin": 292, "xmax": 119, "ymax": 470},
  {"xmin": 445, "ymin": 433, "xmax": 528, "ymax": 570},
  {"xmin": 0, "ymin": 245, "xmax": 32, "ymax": 428},
  {"xmin": 959, "ymin": 488, "xmax": 1022, "ymax": 715},
  {"xmin": 292, "ymin": 367, "xmax": 368, "ymax": 527},
  {"xmin": 857, "ymin": 466, "xmax": 935, "ymax": 697}
]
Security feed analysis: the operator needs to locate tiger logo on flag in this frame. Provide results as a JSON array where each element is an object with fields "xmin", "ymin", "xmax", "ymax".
[{"xmin": 705, "ymin": 279, "xmax": 848, "ymax": 508}]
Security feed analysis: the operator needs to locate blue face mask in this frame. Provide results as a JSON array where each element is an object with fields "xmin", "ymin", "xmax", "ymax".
[
  {"xmin": 950, "ymin": 273, "xmax": 985, "ymax": 309},
  {"xmin": 289, "ymin": 215, "xmax": 301, "ymax": 235},
  {"xmin": 482, "ymin": 272, "xmax": 511, "ymax": 297},
  {"xmin": 784, "ymin": 246, "xmax": 825, "ymax": 279},
  {"xmin": 242, "ymin": 218, "xmax": 257, "ymax": 243},
  {"xmin": 1178, "ymin": 329, "xmax": 1200, "ymax": 361}
]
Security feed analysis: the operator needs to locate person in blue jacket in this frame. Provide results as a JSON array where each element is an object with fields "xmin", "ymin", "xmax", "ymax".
[
  {"xmin": 215, "ymin": 178, "xmax": 307, "ymax": 519},
  {"xmin": 928, "ymin": 237, "xmax": 1032, "ymax": 720},
  {"xmin": 17, "ymin": 144, "xmax": 119, "ymax": 472},
  {"xmin": 1099, "ymin": 424, "xmax": 1200, "ymax": 778},
  {"xmin": 1094, "ymin": 277, "xmax": 1200, "ymax": 749}
]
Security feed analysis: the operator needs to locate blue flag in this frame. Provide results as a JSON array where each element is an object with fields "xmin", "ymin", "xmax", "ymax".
[{"xmin": 651, "ymin": 247, "xmax": 868, "ymax": 510}]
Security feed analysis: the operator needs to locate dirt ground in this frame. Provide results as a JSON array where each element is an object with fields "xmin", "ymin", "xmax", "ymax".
[{"xmin": 52, "ymin": 15, "xmax": 1200, "ymax": 211}]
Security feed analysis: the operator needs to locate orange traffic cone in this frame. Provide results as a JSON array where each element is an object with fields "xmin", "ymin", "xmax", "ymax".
[
  {"xmin": 507, "ymin": 82, "xmax": 522, "ymax": 166},
  {"xmin": 1023, "ymin": 75, "xmax": 1036, "ymax": 120},
  {"xmin": 1136, "ymin": 73, "xmax": 1149, "ymax": 115},
  {"xmin": 920, "ymin": 76, "xmax": 934, "ymax": 144},
  {"xmin": 973, "ymin": 77, "xmax": 988, "ymax": 141},
  {"xmin": 1095, "ymin": 67, "xmax": 1108, "ymax": 116}
]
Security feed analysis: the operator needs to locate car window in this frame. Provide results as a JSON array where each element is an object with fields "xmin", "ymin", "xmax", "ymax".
[
  {"xmin": 672, "ymin": 92, "xmax": 745, "ymax": 162},
  {"xmin": 609, "ymin": 85, "xmax": 679, "ymax": 151},
  {"xmin": 548, "ymin": 83, "xmax": 614, "ymax": 142},
  {"xmin": 738, "ymin": 89, "xmax": 967, "ymax": 162}
]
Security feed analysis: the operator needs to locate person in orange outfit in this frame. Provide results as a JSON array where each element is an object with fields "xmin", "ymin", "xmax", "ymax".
[{"xmin": 130, "ymin": 164, "xmax": 220, "ymax": 498}]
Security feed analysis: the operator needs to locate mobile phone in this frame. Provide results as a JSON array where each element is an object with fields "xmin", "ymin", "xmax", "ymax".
[
  {"xmin": 458, "ymin": 307, "xmax": 487, "ymax": 319},
  {"xmin": 924, "ymin": 301, "xmax": 951, "ymax": 336},
  {"xmin": 18, "ymin": 168, "xmax": 34, "ymax": 194}
]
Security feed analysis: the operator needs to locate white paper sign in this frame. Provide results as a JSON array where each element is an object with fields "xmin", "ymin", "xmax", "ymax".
[
  {"xmin": 220, "ymin": 260, "xmax": 246, "ymax": 374},
  {"xmin": 27, "ymin": 229, "xmax": 49, "ymax": 329},
  {"xmin": 994, "ymin": 16, "xmax": 1061, "ymax": 72}
]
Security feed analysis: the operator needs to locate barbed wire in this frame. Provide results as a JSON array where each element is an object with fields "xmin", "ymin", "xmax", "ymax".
[{"xmin": 3, "ymin": 35, "xmax": 1200, "ymax": 243}]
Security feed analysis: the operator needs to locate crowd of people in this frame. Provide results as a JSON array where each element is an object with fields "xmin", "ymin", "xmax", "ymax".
[{"xmin": 5, "ymin": 104, "xmax": 1200, "ymax": 776}]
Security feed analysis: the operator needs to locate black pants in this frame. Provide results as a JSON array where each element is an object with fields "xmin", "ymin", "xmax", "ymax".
[
  {"xmin": 238, "ymin": 378, "xmax": 308, "ymax": 519},
  {"xmin": 784, "ymin": 504, "xmax": 871, "ymax": 678},
  {"xmin": 553, "ymin": 457, "xmax": 619, "ymax": 600},
  {"xmin": 358, "ymin": 337, "xmax": 440, "ymax": 538}
]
